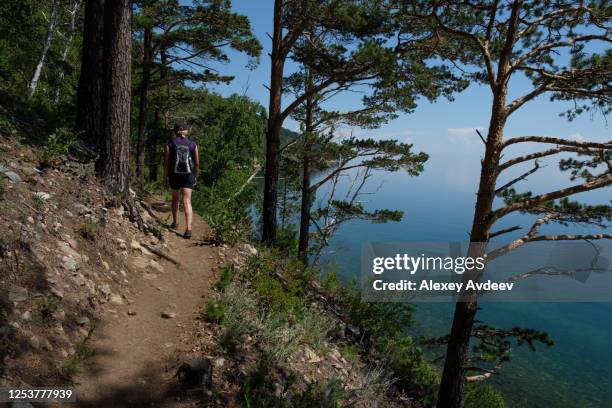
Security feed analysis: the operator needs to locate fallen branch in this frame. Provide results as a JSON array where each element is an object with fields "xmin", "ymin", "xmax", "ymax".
[{"xmin": 142, "ymin": 243, "xmax": 181, "ymax": 266}]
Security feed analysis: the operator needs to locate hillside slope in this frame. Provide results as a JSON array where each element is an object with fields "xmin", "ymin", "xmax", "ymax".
[{"xmin": 1, "ymin": 135, "xmax": 398, "ymax": 407}]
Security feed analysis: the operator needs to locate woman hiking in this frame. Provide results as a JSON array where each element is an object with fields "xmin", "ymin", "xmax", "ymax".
[{"xmin": 163, "ymin": 121, "xmax": 199, "ymax": 239}]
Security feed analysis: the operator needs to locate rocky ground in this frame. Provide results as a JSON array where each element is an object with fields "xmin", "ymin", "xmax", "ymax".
[{"xmin": 0, "ymin": 134, "xmax": 399, "ymax": 407}]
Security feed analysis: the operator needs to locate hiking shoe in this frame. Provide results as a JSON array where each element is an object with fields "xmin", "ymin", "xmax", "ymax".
[
  {"xmin": 170, "ymin": 222, "xmax": 178, "ymax": 229},
  {"xmin": 183, "ymin": 230, "xmax": 192, "ymax": 239}
]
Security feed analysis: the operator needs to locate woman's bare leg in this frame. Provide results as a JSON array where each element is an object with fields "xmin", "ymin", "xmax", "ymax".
[
  {"xmin": 171, "ymin": 189, "xmax": 180, "ymax": 226},
  {"xmin": 182, "ymin": 188, "xmax": 193, "ymax": 232}
]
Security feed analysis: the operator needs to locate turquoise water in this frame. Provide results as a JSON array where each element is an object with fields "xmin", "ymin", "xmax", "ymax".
[{"xmin": 317, "ymin": 150, "xmax": 612, "ymax": 407}]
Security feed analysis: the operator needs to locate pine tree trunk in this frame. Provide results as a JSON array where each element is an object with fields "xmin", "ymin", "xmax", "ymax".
[
  {"xmin": 97, "ymin": 0, "xmax": 132, "ymax": 193},
  {"xmin": 136, "ymin": 25, "xmax": 153, "ymax": 185},
  {"xmin": 76, "ymin": 0, "xmax": 105, "ymax": 151},
  {"xmin": 27, "ymin": 0, "xmax": 58, "ymax": 97},
  {"xmin": 262, "ymin": 0, "xmax": 284, "ymax": 246},
  {"xmin": 298, "ymin": 83, "xmax": 314, "ymax": 261},
  {"xmin": 298, "ymin": 157, "xmax": 312, "ymax": 260},
  {"xmin": 436, "ymin": 88, "xmax": 508, "ymax": 408}
]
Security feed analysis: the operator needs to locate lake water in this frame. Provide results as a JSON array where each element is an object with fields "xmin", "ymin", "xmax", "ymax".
[{"xmin": 317, "ymin": 147, "xmax": 612, "ymax": 407}]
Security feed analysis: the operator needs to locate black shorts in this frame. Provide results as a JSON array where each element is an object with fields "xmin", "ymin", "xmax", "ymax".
[{"xmin": 169, "ymin": 172, "xmax": 196, "ymax": 190}]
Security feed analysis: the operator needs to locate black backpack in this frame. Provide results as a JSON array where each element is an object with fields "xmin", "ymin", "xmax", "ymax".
[{"xmin": 172, "ymin": 140, "xmax": 194, "ymax": 175}]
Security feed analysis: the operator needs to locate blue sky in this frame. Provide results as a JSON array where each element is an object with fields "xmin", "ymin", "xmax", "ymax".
[{"xmin": 204, "ymin": 0, "xmax": 610, "ymax": 201}]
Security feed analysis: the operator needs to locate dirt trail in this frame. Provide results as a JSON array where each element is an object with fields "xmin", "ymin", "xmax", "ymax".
[{"xmin": 73, "ymin": 199, "xmax": 216, "ymax": 407}]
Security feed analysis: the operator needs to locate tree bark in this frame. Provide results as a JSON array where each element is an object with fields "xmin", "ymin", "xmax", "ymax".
[
  {"xmin": 136, "ymin": 25, "xmax": 153, "ymax": 186},
  {"xmin": 298, "ymin": 152, "xmax": 312, "ymax": 260},
  {"xmin": 436, "ymin": 86, "xmax": 508, "ymax": 408},
  {"xmin": 76, "ymin": 0, "xmax": 105, "ymax": 151},
  {"xmin": 262, "ymin": 0, "xmax": 284, "ymax": 246},
  {"xmin": 28, "ymin": 0, "xmax": 59, "ymax": 97},
  {"xmin": 298, "ymin": 76, "xmax": 315, "ymax": 261},
  {"xmin": 97, "ymin": 0, "xmax": 132, "ymax": 193}
]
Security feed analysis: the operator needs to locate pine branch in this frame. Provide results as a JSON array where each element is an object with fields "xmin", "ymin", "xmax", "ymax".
[
  {"xmin": 489, "ymin": 225, "xmax": 522, "ymax": 239},
  {"xmin": 494, "ymin": 160, "xmax": 541, "ymax": 195},
  {"xmin": 490, "ymin": 174, "xmax": 612, "ymax": 222},
  {"xmin": 499, "ymin": 146, "xmax": 600, "ymax": 171},
  {"xmin": 502, "ymin": 136, "xmax": 611, "ymax": 150}
]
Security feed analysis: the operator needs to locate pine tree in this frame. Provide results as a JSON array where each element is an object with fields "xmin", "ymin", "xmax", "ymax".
[
  {"xmin": 76, "ymin": 0, "xmax": 105, "ymax": 151},
  {"xmin": 97, "ymin": 0, "xmax": 132, "ymax": 193},
  {"xmin": 399, "ymin": 1, "xmax": 611, "ymax": 406}
]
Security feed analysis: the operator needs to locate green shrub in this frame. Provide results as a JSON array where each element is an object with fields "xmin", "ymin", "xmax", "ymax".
[
  {"xmin": 340, "ymin": 344, "xmax": 360, "ymax": 365},
  {"xmin": 0, "ymin": 176, "xmax": 5, "ymax": 199},
  {"xmin": 80, "ymin": 219, "xmax": 100, "ymax": 240},
  {"xmin": 42, "ymin": 292, "xmax": 62, "ymax": 314},
  {"xmin": 321, "ymin": 271, "xmax": 439, "ymax": 402},
  {"xmin": 39, "ymin": 127, "xmax": 77, "ymax": 168},
  {"xmin": 32, "ymin": 192, "xmax": 46, "ymax": 209},
  {"xmin": 381, "ymin": 336, "xmax": 439, "ymax": 405},
  {"xmin": 220, "ymin": 320, "xmax": 249, "ymax": 354},
  {"xmin": 58, "ymin": 344, "xmax": 94, "ymax": 378},
  {"xmin": 193, "ymin": 168, "xmax": 257, "ymax": 245},
  {"xmin": 295, "ymin": 307, "xmax": 330, "ymax": 351},
  {"xmin": 215, "ymin": 263, "xmax": 237, "ymax": 291},
  {"xmin": 253, "ymin": 273, "xmax": 299, "ymax": 314},
  {"xmin": 241, "ymin": 355, "xmax": 345, "ymax": 408},
  {"xmin": 203, "ymin": 300, "xmax": 227, "ymax": 323},
  {"xmin": 462, "ymin": 383, "xmax": 505, "ymax": 408},
  {"xmin": 0, "ymin": 111, "xmax": 17, "ymax": 135}
]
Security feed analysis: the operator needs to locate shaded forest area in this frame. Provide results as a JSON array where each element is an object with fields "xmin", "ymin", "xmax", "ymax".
[{"xmin": 0, "ymin": 1, "xmax": 610, "ymax": 407}]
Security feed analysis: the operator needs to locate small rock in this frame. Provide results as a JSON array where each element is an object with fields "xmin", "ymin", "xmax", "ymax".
[
  {"xmin": 304, "ymin": 346, "xmax": 321, "ymax": 363},
  {"xmin": 149, "ymin": 260, "xmax": 164, "ymax": 273},
  {"xmin": 50, "ymin": 286, "xmax": 64, "ymax": 299},
  {"xmin": 29, "ymin": 335, "xmax": 40, "ymax": 350},
  {"xmin": 76, "ymin": 316, "xmax": 90, "ymax": 326},
  {"xmin": 345, "ymin": 324, "xmax": 361, "ymax": 338},
  {"xmin": 61, "ymin": 256, "xmax": 78, "ymax": 271},
  {"xmin": 243, "ymin": 243, "xmax": 258, "ymax": 256},
  {"xmin": 42, "ymin": 338, "xmax": 54, "ymax": 351},
  {"xmin": 127, "ymin": 308, "xmax": 136, "ymax": 316},
  {"xmin": 109, "ymin": 294, "xmax": 123, "ymax": 305},
  {"xmin": 21, "ymin": 310, "xmax": 32, "ymax": 321},
  {"xmin": 34, "ymin": 191, "xmax": 51, "ymax": 201},
  {"xmin": 101, "ymin": 260, "xmax": 110, "ymax": 271},
  {"xmin": 1, "ymin": 170, "xmax": 21, "ymax": 183},
  {"xmin": 99, "ymin": 284, "xmax": 112, "ymax": 299},
  {"xmin": 52, "ymin": 309, "xmax": 66, "ymax": 322},
  {"xmin": 214, "ymin": 358, "xmax": 225, "ymax": 368},
  {"xmin": 161, "ymin": 311, "xmax": 177, "ymax": 319},
  {"xmin": 74, "ymin": 203, "xmax": 92, "ymax": 215},
  {"xmin": 8, "ymin": 286, "xmax": 28, "ymax": 303},
  {"xmin": 131, "ymin": 256, "xmax": 149, "ymax": 269},
  {"xmin": 65, "ymin": 237, "xmax": 78, "ymax": 249}
]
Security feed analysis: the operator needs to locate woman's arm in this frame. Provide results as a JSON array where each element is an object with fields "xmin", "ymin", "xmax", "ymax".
[{"xmin": 193, "ymin": 145, "xmax": 200, "ymax": 181}]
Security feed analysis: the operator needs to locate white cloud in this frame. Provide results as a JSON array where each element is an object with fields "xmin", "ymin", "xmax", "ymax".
[
  {"xmin": 567, "ymin": 132, "xmax": 585, "ymax": 141},
  {"xmin": 447, "ymin": 127, "xmax": 485, "ymax": 144}
]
